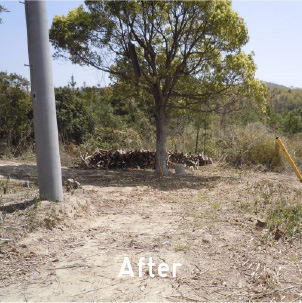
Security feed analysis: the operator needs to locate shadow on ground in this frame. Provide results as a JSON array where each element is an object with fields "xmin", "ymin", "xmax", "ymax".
[
  {"xmin": 0, "ymin": 163, "xmax": 237, "ymax": 192},
  {"xmin": 0, "ymin": 199, "xmax": 37, "ymax": 213}
]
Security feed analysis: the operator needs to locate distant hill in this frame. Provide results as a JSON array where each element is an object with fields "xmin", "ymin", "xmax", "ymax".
[
  {"xmin": 264, "ymin": 81, "xmax": 290, "ymax": 90},
  {"xmin": 264, "ymin": 81, "xmax": 302, "ymax": 90}
]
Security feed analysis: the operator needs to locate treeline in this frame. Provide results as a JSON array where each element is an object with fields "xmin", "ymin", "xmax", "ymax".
[
  {"xmin": 2, "ymin": 71, "xmax": 302, "ymax": 170},
  {"xmin": 0, "ymin": 72, "xmax": 155, "ymax": 156},
  {"xmin": 220, "ymin": 83, "xmax": 302, "ymax": 135}
]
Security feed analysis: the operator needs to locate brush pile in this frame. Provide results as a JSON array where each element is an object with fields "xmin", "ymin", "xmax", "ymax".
[
  {"xmin": 80, "ymin": 150, "xmax": 212, "ymax": 170},
  {"xmin": 168, "ymin": 152, "xmax": 212, "ymax": 168}
]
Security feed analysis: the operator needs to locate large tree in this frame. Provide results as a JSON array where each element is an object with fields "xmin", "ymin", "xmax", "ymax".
[
  {"xmin": 50, "ymin": 0, "xmax": 266, "ymax": 174},
  {"xmin": 0, "ymin": 5, "xmax": 8, "ymax": 24}
]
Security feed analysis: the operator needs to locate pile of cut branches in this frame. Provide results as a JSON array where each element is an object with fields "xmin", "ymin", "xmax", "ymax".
[
  {"xmin": 168, "ymin": 152, "xmax": 212, "ymax": 168},
  {"xmin": 80, "ymin": 150, "xmax": 212, "ymax": 170}
]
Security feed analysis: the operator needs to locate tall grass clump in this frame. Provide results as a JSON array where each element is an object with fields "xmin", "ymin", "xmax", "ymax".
[
  {"xmin": 284, "ymin": 134, "xmax": 302, "ymax": 170},
  {"xmin": 252, "ymin": 183, "xmax": 302, "ymax": 240},
  {"xmin": 216, "ymin": 122, "xmax": 283, "ymax": 170},
  {"xmin": 266, "ymin": 200, "xmax": 302, "ymax": 238}
]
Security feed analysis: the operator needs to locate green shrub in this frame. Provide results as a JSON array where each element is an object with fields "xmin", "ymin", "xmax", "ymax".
[
  {"xmin": 282, "ymin": 109, "xmax": 302, "ymax": 135},
  {"xmin": 55, "ymin": 87, "xmax": 94, "ymax": 144},
  {"xmin": 0, "ymin": 72, "xmax": 33, "ymax": 155}
]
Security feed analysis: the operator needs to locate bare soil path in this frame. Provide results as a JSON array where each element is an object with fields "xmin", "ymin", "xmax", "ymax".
[{"xmin": 0, "ymin": 160, "xmax": 301, "ymax": 301}]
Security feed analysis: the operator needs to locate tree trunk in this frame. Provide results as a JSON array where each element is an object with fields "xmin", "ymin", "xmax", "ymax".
[
  {"xmin": 155, "ymin": 102, "xmax": 169, "ymax": 175},
  {"xmin": 195, "ymin": 123, "xmax": 200, "ymax": 154}
]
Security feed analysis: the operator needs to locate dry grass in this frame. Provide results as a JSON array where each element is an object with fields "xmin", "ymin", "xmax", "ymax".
[
  {"xmin": 216, "ymin": 123, "xmax": 283, "ymax": 170},
  {"xmin": 0, "ymin": 161, "xmax": 302, "ymax": 301}
]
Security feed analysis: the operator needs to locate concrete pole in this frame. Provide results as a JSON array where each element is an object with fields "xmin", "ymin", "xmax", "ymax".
[{"xmin": 25, "ymin": 0, "xmax": 63, "ymax": 201}]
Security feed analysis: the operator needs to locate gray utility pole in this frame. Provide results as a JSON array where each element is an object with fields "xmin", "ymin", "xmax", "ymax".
[{"xmin": 25, "ymin": 0, "xmax": 63, "ymax": 201}]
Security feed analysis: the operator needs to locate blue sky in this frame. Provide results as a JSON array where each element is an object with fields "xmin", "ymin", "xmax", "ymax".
[{"xmin": 0, "ymin": 1, "xmax": 302, "ymax": 88}]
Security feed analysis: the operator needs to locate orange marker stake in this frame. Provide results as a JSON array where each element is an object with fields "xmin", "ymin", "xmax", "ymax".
[{"xmin": 276, "ymin": 137, "xmax": 302, "ymax": 184}]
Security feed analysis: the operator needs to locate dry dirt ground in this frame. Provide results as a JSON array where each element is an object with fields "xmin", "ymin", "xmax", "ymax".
[{"xmin": 0, "ymin": 160, "xmax": 302, "ymax": 302}]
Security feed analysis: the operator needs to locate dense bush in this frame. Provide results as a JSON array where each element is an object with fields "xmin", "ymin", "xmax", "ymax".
[
  {"xmin": 282, "ymin": 109, "xmax": 302, "ymax": 135},
  {"xmin": 0, "ymin": 72, "xmax": 33, "ymax": 155},
  {"xmin": 0, "ymin": 73, "xmax": 96, "ymax": 156},
  {"xmin": 80, "ymin": 83, "xmax": 155, "ymax": 151},
  {"xmin": 55, "ymin": 87, "xmax": 94, "ymax": 144}
]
